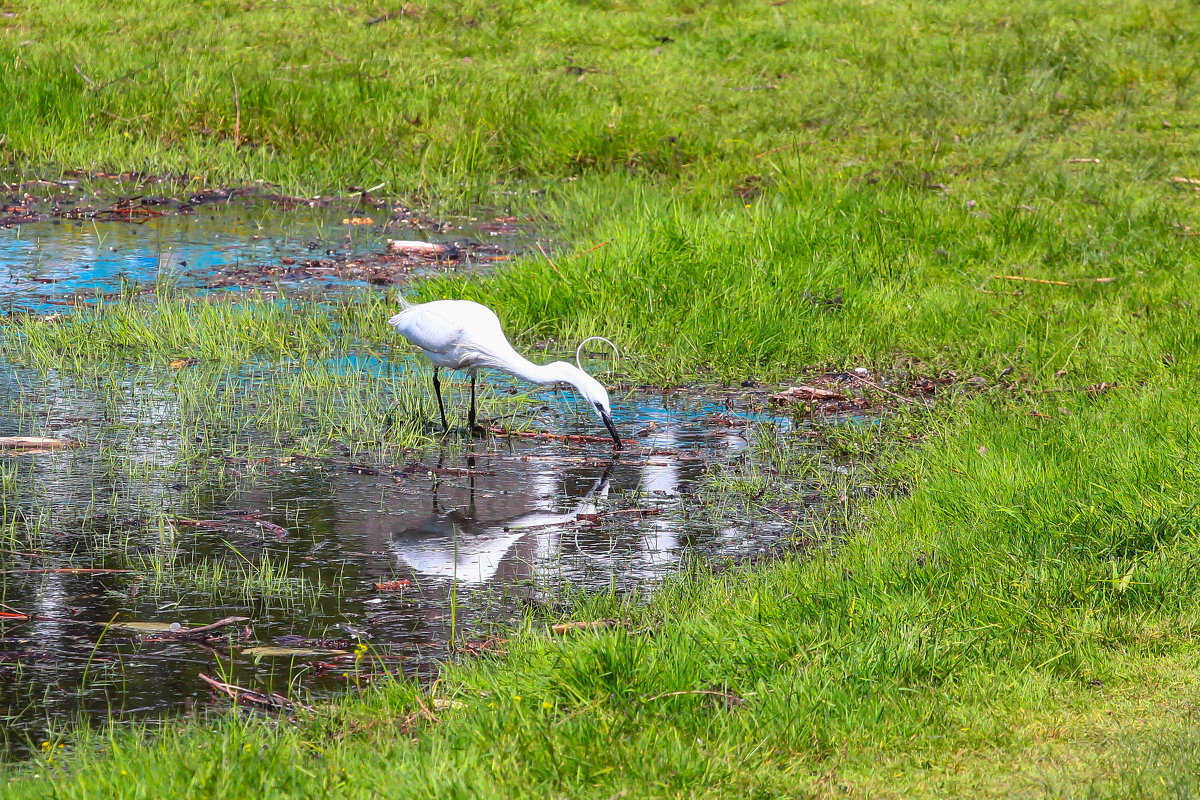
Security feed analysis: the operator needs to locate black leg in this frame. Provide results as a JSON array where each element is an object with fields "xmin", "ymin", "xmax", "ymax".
[
  {"xmin": 432, "ymin": 367, "xmax": 449, "ymax": 432},
  {"xmin": 468, "ymin": 373, "xmax": 478, "ymax": 433}
]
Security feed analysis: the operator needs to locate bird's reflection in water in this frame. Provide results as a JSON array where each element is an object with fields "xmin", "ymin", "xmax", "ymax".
[
  {"xmin": 387, "ymin": 418, "xmax": 749, "ymax": 589},
  {"xmin": 389, "ymin": 458, "xmax": 615, "ymax": 586}
]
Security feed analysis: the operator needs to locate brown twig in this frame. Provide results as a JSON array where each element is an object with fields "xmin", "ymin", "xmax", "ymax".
[
  {"xmin": 411, "ymin": 692, "xmax": 440, "ymax": 723},
  {"xmin": 172, "ymin": 518, "xmax": 229, "ymax": 528},
  {"xmin": 73, "ymin": 63, "xmax": 94, "ymax": 87},
  {"xmin": 848, "ymin": 374, "xmax": 916, "ymax": 405},
  {"xmin": 993, "ymin": 275, "xmax": 1072, "ymax": 286},
  {"xmin": 199, "ymin": 672, "xmax": 311, "ymax": 714},
  {"xmin": 535, "ymin": 241, "xmax": 562, "ymax": 276},
  {"xmin": 569, "ymin": 239, "xmax": 611, "ymax": 259},
  {"xmin": 157, "ymin": 616, "xmax": 249, "ymax": 640},
  {"xmin": 0, "ymin": 549, "xmax": 49, "ymax": 558},
  {"xmin": 576, "ymin": 508, "xmax": 662, "ymax": 522},
  {"xmin": 486, "ymin": 426, "xmax": 628, "ymax": 447},
  {"xmin": 252, "ymin": 519, "xmax": 290, "ymax": 539},
  {"xmin": 94, "ymin": 66, "xmax": 151, "ymax": 92}
]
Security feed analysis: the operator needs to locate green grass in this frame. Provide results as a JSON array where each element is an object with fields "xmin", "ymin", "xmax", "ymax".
[
  {"xmin": 3, "ymin": 0, "xmax": 1200, "ymax": 796},
  {"xmin": 8, "ymin": 391, "xmax": 1200, "ymax": 797},
  {"xmin": 2, "ymin": 0, "xmax": 1198, "ymax": 204},
  {"xmin": 3, "ymin": 292, "xmax": 529, "ymax": 451}
]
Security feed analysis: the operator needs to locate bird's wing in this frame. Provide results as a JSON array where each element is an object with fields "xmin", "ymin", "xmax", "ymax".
[
  {"xmin": 388, "ymin": 304, "xmax": 466, "ymax": 357},
  {"xmin": 389, "ymin": 300, "xmax": 512, "ymax": 362}
]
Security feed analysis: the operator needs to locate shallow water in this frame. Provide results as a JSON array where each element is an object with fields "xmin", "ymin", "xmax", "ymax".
[
  {"xmin": 0, "ymin": 185, "xmax": 525, "ymax": 311},
  {"xmin": 0, "ymin": 376, "xmax": 814, "ymax": 755},
  {"xmin": 0, "ymin": 194, "xmax": 823, "ymax": 756}
]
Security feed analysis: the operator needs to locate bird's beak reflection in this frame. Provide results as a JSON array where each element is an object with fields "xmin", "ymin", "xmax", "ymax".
[{"xmin": 601, "ymin": 412, "xmax": 622, "ymax": 450}]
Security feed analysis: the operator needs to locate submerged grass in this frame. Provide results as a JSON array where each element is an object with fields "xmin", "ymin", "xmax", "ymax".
[
  {"xmin": 2, "ymin": 0, "xmax": 1200, "ymax": 796},
  {"xmin": 123, "ymin": 517, "xmax": 329, "ymax": 605},
  {"xmin": 4, "ymin": 322, "xmax": 527, "ymax": 453}
]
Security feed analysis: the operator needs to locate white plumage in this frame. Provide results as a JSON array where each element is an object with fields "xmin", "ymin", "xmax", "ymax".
[{"xmin": 388, "ymin": 299, "xmax": 622, "ymax": 447}]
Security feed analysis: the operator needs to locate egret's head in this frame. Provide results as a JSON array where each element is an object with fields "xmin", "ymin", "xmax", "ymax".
[{"xmin": 552, "ymin": 362, "xmax": 622, "ymax": 449}]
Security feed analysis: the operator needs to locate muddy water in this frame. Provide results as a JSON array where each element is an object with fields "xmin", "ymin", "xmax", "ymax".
[{"xmin": 0, "ymin": 196, "xmax": 817, "ymax": 756}]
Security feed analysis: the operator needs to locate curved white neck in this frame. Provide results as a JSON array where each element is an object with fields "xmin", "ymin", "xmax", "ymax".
[{"xmin": 495, "ymin": 355, "xmax": 581, "ymax": 389}]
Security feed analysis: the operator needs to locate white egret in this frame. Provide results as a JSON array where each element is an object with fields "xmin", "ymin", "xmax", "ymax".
[{"xmin": 388, "ymin": 298, "xmax": 623, "ymax": 448}]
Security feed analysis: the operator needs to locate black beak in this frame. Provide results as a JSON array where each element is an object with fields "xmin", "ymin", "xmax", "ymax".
[{"xmin": 601, "ymin": 412, "xmax": 622, "ymax": 450}]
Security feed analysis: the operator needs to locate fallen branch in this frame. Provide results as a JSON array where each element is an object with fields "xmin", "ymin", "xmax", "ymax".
[
  {"xmin": 375, "ymin": 579, "xmax": 412, "ymax": 591},
  {"xmin": 198, "ymin": 672, "xmax": 311, "ymax": 714},
  {"xmin": 0, "ymin": 436, "xmax": 76, "ymax": 451},
  {"xmin": 769, "ymin": 385, "xmax": 847, "ymax": 404},
  {"xmin": 386, "ymin": 239, "xmax": 446, "ymax": 256},
  {"xmin": 365, "ymin": 5, "xmax": 421, "ymax": 25},
  {"xmin": 403, "ymin": 464, "xmax": 495, "ymax": 478},
  {"xmin": 1043, "ymin": 383, "xmax": 1129, "ymax": 394},
  {"xmin": 12, "ymin": 568, "xmax": 131, "ymax": 575},
  {"xmin": 983, "ymin": 275, "xmax": 1117, "ymax": 290},
  {"xmin": 0, "ymin": 546, "xmax": 50, "ymax": 561},
  {"xmin": 486, "ymin": 426, "xmax": 628, "ymax": 447},
  {"xmin": 849, "ymin": 374, "xmax": 917, "ymax": 405},
  {"xmin": 93, "ymin": 65, "xmax": 151, "ymax": 93},
  {"xmin": 171, "ymin": 518, "xmax": 228, "ymax": 528},
  {"xmin": 172, "ymin": 517, "xmax": 289, "ymax": 539},
  {"xmin": 252, "ymin": 519, "xmax": 290, "ymax": 539},
  {"xmin": 73, "ymin": 63, "xmax": 94, "ymax": 87},
  {"xmin": 154, "ymin": 616, "xmax": 249, "ymax": 640},
  {"xmin": 576, "ymin": 508, "xmax": 662, "ymax": 523},
  {"xmin": 993, "ymin": 275, "xmax": 1072, "ymax": 286}
]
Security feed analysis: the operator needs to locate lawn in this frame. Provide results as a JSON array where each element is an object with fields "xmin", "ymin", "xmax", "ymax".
[{"xmin": 2, "ymin": 0, "xmax": 1200, "ymax": 796}]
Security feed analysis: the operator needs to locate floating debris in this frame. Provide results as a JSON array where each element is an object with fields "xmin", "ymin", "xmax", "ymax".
[
  {"xmin": 0, "ymin": 436, "xmax": 76, "ymax": 452},
  {"xmin": 770, "ymin": 385, "xmax": 847, "ymax": 403},
  {"xmin": 386, "ymin": 239, "xmax": 447, "ymax": 255}
]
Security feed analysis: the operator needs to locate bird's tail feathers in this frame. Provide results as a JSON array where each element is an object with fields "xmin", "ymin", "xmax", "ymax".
[
  {"xmin": 387, "ymin": 295, "xmax": 415, "ymax": 328},
  {"xmin": 387, "ymin": 298, "xmax": 414, "ymax": 329}
]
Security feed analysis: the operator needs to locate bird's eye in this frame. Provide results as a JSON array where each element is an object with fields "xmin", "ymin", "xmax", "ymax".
[{"xmin": 594, "ymin": 402, "xmax": 603, "ymax": 410}]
